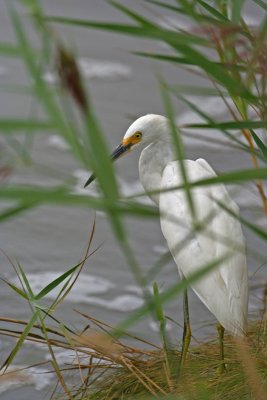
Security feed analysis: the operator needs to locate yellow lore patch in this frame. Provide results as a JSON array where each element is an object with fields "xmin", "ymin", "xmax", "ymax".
[{"xmin": 122, "ymin": 131, "xmax": 142, "ymax": 146}]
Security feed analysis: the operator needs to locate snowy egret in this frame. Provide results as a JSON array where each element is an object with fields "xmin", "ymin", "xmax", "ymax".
[{"xmin": 84, "ymin": 114, "xmax": 248, "ymax": 370}]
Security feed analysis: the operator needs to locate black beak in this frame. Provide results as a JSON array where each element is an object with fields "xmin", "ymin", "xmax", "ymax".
[
  {"xmin": 84, "ymin": 142, "xmax": 131, "ymax": 188},
  {"xmin": 84, "ymin": 173, "xmax": 96, "ymax": 188}
]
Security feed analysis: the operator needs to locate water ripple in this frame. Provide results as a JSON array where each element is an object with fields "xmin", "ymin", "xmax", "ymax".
[{"xmin": 10, "ymin": 272, "xmax": 114, "ymax": 302}]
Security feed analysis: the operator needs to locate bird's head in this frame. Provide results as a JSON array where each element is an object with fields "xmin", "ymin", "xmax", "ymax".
[{"xmin": 84, "ymin": 114, "xmax": 168, "ymax": 187}]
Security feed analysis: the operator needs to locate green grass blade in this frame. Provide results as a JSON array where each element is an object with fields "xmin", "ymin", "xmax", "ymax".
[
  {"xmin": 0, "ymin": 185, "xmax": 158, "ymax": 218},
  {"xmin": 143, "ymin": 0, "xmax": 183, "ymax": 13},
  {"xmin": 115, "ymin": 254, "xmax": 229, "ymax": 336},
  {"xmin": 153, "ymin": 282, "xmax": 171, "ymax": 373},
  {"xmin": 153, "ymin": 282, "xmax": 165, "ymax": 322},
  {"xmin": 215, "ymin": 198, "xmax": 267, "ymax": 241},
  {"xmin": 197, "ymin": 0, "xmax": 229, "ymax": 21},
  {"xmin": 160, "ymin": 78, "xmax": 196, "ymax": 221},
  {"xmin": 0, "ymin": 278, "xmax": 29, "ymax": 300},
  {"xmin": 109, "ymin": 0, "xmax": 154, "ymax": 27},
  {"xmin": 252, "ymin": 0, "xmax": 267, "ymax": 12},
  {"xmin": 35, "ymin": 262, "xmax": 84, "ymax": 300},
  {"xmin": 9, "ymin": 7, "xmax": 87, "ymax": 165},
  {"xmin": 129, "ymin": 167, "xmax": 267, "ymax": 200},
  {"xmin": 1, "ymin": 311, "xmax": 38, "ymax": 371},
  {"xmin": 83, "ymin": 111, "xmax": 124, "ymax": 241},
  {"xmin": 185, "ymin": 120, "xmax": 267, "ymax": 130},
  {"xmin": 17, "ymin": 263, "xmax": 35, "ymax": 298},
  {"xmin": 250, "ymin": 130, "xmax": 267, "ymax": 162},
  {"xmin": 0, "ymin": 203, "xmax": 36, "ymax": 223},
  {"xmin": 231, "ymin": 0, "xmax": 246, "ymax": 23},
  {"xmin": 0, "ymin": 119, "xmax": 54, "ymax": 132},
  {"xmin": 46, "ymin": 16, "xmax": 208, "ymax": 46},
  {"xmin": 172, "ymin": 90, "xmax": 253, "ymax": 152},
  {"xmin": 45, "ymin": 16, "xmax": 256, "ymax": 102},
  {"xmin": 173, "ymin": 167, "xmax": 267, "ymax": 188},
  {"xmin": 0, "ymin": 43, "xmax": 21, "ymax": 57},
  {"xmin": 132, "ymin": 51, "xmax": 246, "ymax": 72}
]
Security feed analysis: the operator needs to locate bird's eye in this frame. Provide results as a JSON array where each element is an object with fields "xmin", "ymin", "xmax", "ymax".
[{"xmin": 135, "ymin": 132, "xmax": 142, "ymax": 139}]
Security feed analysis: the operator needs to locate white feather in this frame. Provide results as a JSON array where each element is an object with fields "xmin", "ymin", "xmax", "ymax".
[
  {"xmin": 124, "ymin": 114, "xmax": 248, "ymax": 336},
  {"xmin": 159, "ymin": 159, "xmax": 248, "ymax": 335}
]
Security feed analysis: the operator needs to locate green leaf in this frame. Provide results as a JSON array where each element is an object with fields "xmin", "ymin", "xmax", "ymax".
[
  {"xmin": 177, "ymin": 166, "xmax": 267, "ymax": 188},
  {"xmin": 35, "ymin": 262, "xmax": 84, "ymax": 300},
  {"xmin": 115, "ymin": 254, "xmax": 229, "ymax": 336},
  {"xmin": 130, "ymin": 167, "xmax": 267, "ymax": 200},
  {"xmin": 184, "ymin": 120, "xmax": 267, "ymax": 130},
  {"xmin": 231, "ymin": 0, "xmax": 246, "ymax": 23},
  {"xmin": 143, "ymin": 0, "xmax": 182, "ymax": 13},
  {"xmin": 45, "ymin": 16, "xmax": 256, "ymax": 102},
  {"xmin": 153, "ymin": 282, "xmax": 164, "ymax": 322},
  {"xmin": 176, "ymin": 167, "xmax": 267, "ymax": 188},
  {"xmin": 0, "ymin": 43, "xmax": 21, "ymax": 57},
  {"xmin": 46, "ymin": 17, "xmax": 208, "ymax": 46},
  {"xmin": 0, "ymin": 185, "xmax": 158, "ymax": 217},
  {"xmin": 9, "ymin": 8, "xmax": 87, "ymax": 165},
  {"xmin": 83, "ymin": 110, "xmax": 124, "ymax": 241},
  {"xmin": 252, "ymin": 0, "xmax": 267, "ymax": 12},
  {"xmin": 132, "ymin": 51, "xmax": 246, "ymax": 72},
  {"xmin": 0, "ymin": 278, "xmax": 29, "ymax": 300},
  {"xmin": 216, "ymin": 198, "xmax": 267, "ymax": 242},
  {"xmin": 160, "ymin": 79, "xmax": 196, "ymax": 221},
  {"xmin": 0, "ymin": 119, "xmax": 54, "ymax": 133},
  {"xmin": 197, "ymin": 0, "xmax": 229, "ymax": 21},
  {"xmin": 17, "ymin": 263, "xmax": 35, "ymax": 298},
  {"xmin": 250, "ymin": 130, "xmax": 267, "ymax": 161},
  {"xmin": 0, "ymin": 203, "xmax": 35, "ymax": 222},
  {"xmin": 1, "ymin": 311, "xmax": 38, "ymax": 371},
  {"xmin": 109, "ymin": 0, "xmax": 154, "ymax": 27},
  {"xmin": 172, "ymin": 89, "xmax": 254, "ymax": 155}
]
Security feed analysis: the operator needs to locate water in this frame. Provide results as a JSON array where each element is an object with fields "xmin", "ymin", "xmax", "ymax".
[{"xmin": 0, "ymin": 1, "xmax": 266, "ymax": 398}]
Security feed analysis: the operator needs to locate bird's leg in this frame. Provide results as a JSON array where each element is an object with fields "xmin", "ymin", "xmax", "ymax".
[
  {"xmin": 217, "ymin": 322, "xmax": 226, "ymax": 374},
  {"xmin": 179, "ymin": 288, "xmax": 191, "ymax": 369}
]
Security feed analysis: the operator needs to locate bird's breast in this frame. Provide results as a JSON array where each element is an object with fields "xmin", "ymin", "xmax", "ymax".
[{"xmin": 138, "ymin": 141, "xmax": 174, "ymax": 205}]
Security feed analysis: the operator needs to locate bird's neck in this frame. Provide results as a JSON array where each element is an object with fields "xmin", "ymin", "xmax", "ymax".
[{"xmin": 139, "ymin": 140, "xmax": 174, "ymax": 205}]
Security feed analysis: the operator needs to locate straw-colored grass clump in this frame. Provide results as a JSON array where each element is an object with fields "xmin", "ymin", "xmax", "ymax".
[{"xmin": 79, "ymin": 322, "xmax": 267, "ymax": 400}]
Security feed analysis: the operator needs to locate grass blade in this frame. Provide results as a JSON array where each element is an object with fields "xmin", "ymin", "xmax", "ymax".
[
  {"xmin": 9, "ymin": 7, "xmax": 87, "ymax": 165},
  {"xmin": 0, "ymin": 43, "xmax": 21, "ymax": 57},
  {"xmin": 197, "ymin": 0, "xmax": 229, "ymax": 21},
  {"xmin": 185, "ymin": 120, "xmax": 267, "ymax": 130},
  {"xmin": 17, "ymin": 263, "xmax": 34, "ymax": 298},
  {"xmin": 0, "ymin": 119, "xmax": 54, "ymax": 132},
  {"xmin": 0, "ymin": 279, "xmax": 29, "ymax": 300},
  {"xmin": 46, "ymin": 15, "xmax": 256, "ymax": 102},
  {"xmin": 1, "ymin": 311, "xmax": 38, "ymax": 371},
  {"xmin": 35, "ymin": 261, "xmax": 85, "ymax": 300},
  {"xmin": 250, "ymin": 130, "xmax": 267, "ymax": 161},
  {"xmin": 115, "ymin": 254, "xmax": 229, "ymax": 336},
  {"xmin": 160, "ymin": 78, "xmax": 196, "ymax": 221},
  {"xmin": 231, "ymin": 0, "xmax": 246, "ymax": 23},
  {"xmin": 252, "ymin": 0, "xmax": 267, "ymax": 12}
]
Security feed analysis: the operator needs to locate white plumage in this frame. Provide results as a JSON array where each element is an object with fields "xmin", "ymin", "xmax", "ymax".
[
  {"xmin": 158, "ymin": 158, "xmax": 248, "ymax": 335},
  {"xmin": 128, "ymin": 114, "xmax": 248, "ymax": 336},
  {"xmin": 85, "ymin": 113, "xmax": 248, "ymax": 341}
]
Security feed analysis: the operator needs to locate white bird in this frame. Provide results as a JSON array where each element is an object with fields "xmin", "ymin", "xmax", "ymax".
[{"xmin": 84, "ymin": 114, "xmax": 248, "ymax": 370}]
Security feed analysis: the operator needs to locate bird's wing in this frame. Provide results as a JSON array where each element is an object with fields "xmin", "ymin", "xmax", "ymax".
[
  {"xmin": 195, "ymin": 159, "xmax": 247, "ymax": 302},
  {"xmin": 159, "ymin": 159, "xmax": 219, "ymax": 274},
  {"xmin": 159, "ymin": 159, "xmax": 248, "ymax": 333}
]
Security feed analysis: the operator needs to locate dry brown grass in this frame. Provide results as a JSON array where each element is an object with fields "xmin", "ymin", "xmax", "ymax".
[
  {"xmin": 0, "ymin": 313, "xmax": 266, "ymax": 400},
  {"xmin": 61, "ymin": 321, "xmax": 267, "ymax": 400}
]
